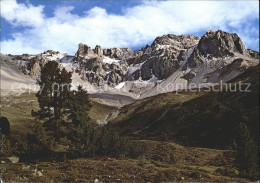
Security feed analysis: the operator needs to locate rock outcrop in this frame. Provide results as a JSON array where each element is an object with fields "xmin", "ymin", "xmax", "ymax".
[
  {"xmin": 127, "ymin": 34, "xmax": 200, "ymax": 80},
  {"xmin": 73, "ymin": 43, "xmax": 132, "ymax": 86},
  {"xmin": 75, "ymin": 43, "xmax": 94, "ymax": 59},
  {"xmin": 187, "ymin": 30, "xmax": 253, "ymax": 68},
  {"xmin": 94, "ymin": 45, "xmax": 103, "ymax": 56},
  {"xmin": 103, "ymin": 48, "xmax": 136, "ymax": 60}
]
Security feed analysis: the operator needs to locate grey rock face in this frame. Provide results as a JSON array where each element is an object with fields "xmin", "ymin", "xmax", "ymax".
[
  {"xmin": 247, "ymin": 49, "xmax": 259, "ymax": 59},
  {"xmin": 198, "ymin": 30, "xmax": 247, "ymax": 56},
  {"xmin": 103, "ymin": 48, "xmax": 136, "ymax": 60},
  {"xmin": 73, "ymin": 44, "xmax": 131, "ymax": 86},
  {"xmin": 128, "ymin": 55, "xmax": 180, "ymax": 81},
  {"xmin": 28, "ymin": 58, "xmax": 41, "ymax": 76},
  {"xmin": 127, "ymin": 34, "xmax": 200, "ymax": 81},
  {"xmin": 187, "ymin": 30, "xmax": 251, "ymax": 68},
  {"xmin": 152, "ymin": 34, "xmax": 200, "ymax": 50}
]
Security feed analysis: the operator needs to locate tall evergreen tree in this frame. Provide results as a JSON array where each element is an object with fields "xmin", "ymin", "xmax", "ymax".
[
  {"xmin": 67, "ymin": 86, "xmax": 94, "ymax": 156},
  {"xmin": 35, "ymin": 61, "xmax": 72, "ymax": 131},
  {"xmin": 235, "ymin": 123, "xmax": 258, "ymax": 180},
  {"xmin": 68, "ymin": 86, "xmax": 92, "ymax": 126}
]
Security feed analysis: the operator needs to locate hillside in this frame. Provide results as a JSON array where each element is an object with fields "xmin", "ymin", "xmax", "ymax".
[{"xmin": 109, "ymin": 65, "xmax": 259, "ymax": 149}]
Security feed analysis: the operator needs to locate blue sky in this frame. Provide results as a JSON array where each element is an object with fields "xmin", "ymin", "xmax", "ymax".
[{"xmin": 1, "ymin": 0, "xmax": 259, "ymax": 55}]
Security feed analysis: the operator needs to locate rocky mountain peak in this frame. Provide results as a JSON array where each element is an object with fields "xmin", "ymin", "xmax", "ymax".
[
  {"xmin": 187, "ymin": 30, "xmax": 254, "ymax": 68},
  {"xmin": 74, "ymin": 43, "xmax": 137, "ymax": 61},
  {"xmin": 94, "ymin": 45, "xmax": 103, "ymax": 56},
  {"xmin": 198, "ymin": 30, "xmax": 248, "ymax": 57},
  {"xmin": 152, "ymin": 34, "xmax": 200, "ymax": 50},
  {"xmin": 73, "ymin": 44, "xmax": 133, "ymax": 87},
  {"xmin": 74, "ymin": 43, "xmax": 95, "ymax": 60}
]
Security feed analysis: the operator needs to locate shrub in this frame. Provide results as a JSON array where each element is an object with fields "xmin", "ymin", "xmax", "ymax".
[
  {"xmin": 95, "ymin": 128, "xmax": 134, "ymax": 157},
  {"xmin": 68, "ymin": 122, "xmax": 95, "ymax": 157},
  {"xmin": 26, "ymin": 121, "xmax": 55, "ymax": 158},
  {"xmin": 0, "ymin": 116, "xmax": 10, "ymax": 135},
  {"xmin": 0, "ymin": 116, "xmax": 11, "ymax": 157}
]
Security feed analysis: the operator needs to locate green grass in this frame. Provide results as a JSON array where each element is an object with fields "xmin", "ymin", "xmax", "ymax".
[
  {"xmin": 1, "ymin": 92, "xmax": 39, "ymax": 133},
  {"xmin": 1, "ymin": 92, "xmax": 118, "ymax": 133}
]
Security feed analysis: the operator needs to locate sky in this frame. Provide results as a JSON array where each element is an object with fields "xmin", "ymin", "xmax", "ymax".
[{"xmin": 0, "ymin": 0, "xmax": 259, "ymax": 55}]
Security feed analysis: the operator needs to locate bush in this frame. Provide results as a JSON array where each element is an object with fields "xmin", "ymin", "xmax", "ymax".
[
  {"xmin": 26, "ymin": 121, "xmax": 55, "ymax": 158},
  {"xmin": 0, "ymin": 120, "xmax": 55, "ymax": 161},
  {"xmin": 0, "ymin": 116, "xmax": 11, "ymax": 157},
  {"xmin": 0, "ymin": 137, "xmax": 12, "ymax": 157},
  {"xmin": 0, "ymin": 116, "xmax": 10, "ymax": 135},
  {"xmin": 95, "ymin": 128, "xmax": 134, "ymax": 158},
  {"xmin": 12, "ymin": 134, "xmax": 28, "ymax": 156},
  {"xmin": 68, "ymin": 122, "xmax": 95, "ymax": 157}
]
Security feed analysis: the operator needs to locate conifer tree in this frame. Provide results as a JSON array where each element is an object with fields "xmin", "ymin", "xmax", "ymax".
[
  {"xmin": 67, "ymin": 86, "xmax": 94, "ymax": 156},
  {"xmin": 68, "ymin": 85, "xmax": 92, "ymax": 127},
  {"xmin": 35, "ymin": 61, "xmax": 72, "ymax": 131},
  {"xmin": 235, "ymin": 123, "xmax": 258, "ymax": 180}
]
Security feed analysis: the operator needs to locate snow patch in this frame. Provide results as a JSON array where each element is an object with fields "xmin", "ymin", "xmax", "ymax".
[
  {"xmin": 115, "ymin": 82, "xmax": 125, "ymax": 89},
  {"xmin": 42, "ymin": 52, "xmax": 67, "ymax": 61},
  {"xmin": 60, "ymin": 56, "xmax": 74, "ymax": 63},
  {"xmin": 156, "ymin": 44, "xmax": 171, "ymax": 50},
  {"xmin": 127, "ymin": 62, "xmax": 146, "ymax": 77},
  {"xmin": 106, "ymin": 72, "xmax": 111, "ymax": 84},
  {"xmin": 102, "ymin": 56, "xmax": 121, "ymax": 64},
  {"xmin": 148, "ymin": 69, "xmax": 158, "ymax": 82}
]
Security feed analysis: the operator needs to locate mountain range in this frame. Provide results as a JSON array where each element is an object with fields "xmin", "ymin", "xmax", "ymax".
[{"xmin": 0, "ymin": 30, "xmax": 259, "ymax": 105}]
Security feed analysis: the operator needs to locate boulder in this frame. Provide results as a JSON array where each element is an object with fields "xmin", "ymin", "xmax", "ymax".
[{"xmin": 8, "ymin": 156, "xmax": 19, "ymax": 163}]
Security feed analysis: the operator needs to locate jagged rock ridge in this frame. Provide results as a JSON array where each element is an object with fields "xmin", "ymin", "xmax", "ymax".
[{"xmin": 1, "ymin": 30, "xmax": 259, "ymax": 98}]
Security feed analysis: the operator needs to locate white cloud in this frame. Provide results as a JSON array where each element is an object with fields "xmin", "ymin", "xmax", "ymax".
[
  {"xmin": 1, "ymin": 0, "xmax": 259, "ymax": 55},
  {"xmin": 1, "ymin": 0, "xmax": 45, "ymax": 27}
]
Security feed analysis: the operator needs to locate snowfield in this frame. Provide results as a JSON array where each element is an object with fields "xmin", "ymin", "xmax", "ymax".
[{"xmin": 102, "ymin": 56, "xmax": 121, "ymax": 64}]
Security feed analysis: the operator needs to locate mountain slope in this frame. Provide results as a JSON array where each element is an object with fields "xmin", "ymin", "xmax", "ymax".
[
  {"xmin": 109, "ymin": 65, "xmax": 259, "ymax": 149},
  {"xmin": 0, "ymin": 53, "xmax": 37, "ymax": 96}
]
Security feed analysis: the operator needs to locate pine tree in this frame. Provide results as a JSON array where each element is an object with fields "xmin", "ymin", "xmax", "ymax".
[
  {"xmin": 68, "ymin": 86, "xmax": 92, "ymax": 127},
  {"xmin": 35, "ymin": 61, "xmax": 72, "ymax": 131},
  {"xmin": 235, "ymin": 123, "xmax": 258, "ymax": 180},
  {"xmin": 67, "ymin": 86, "xmax": 94, "ymax": 156}
]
